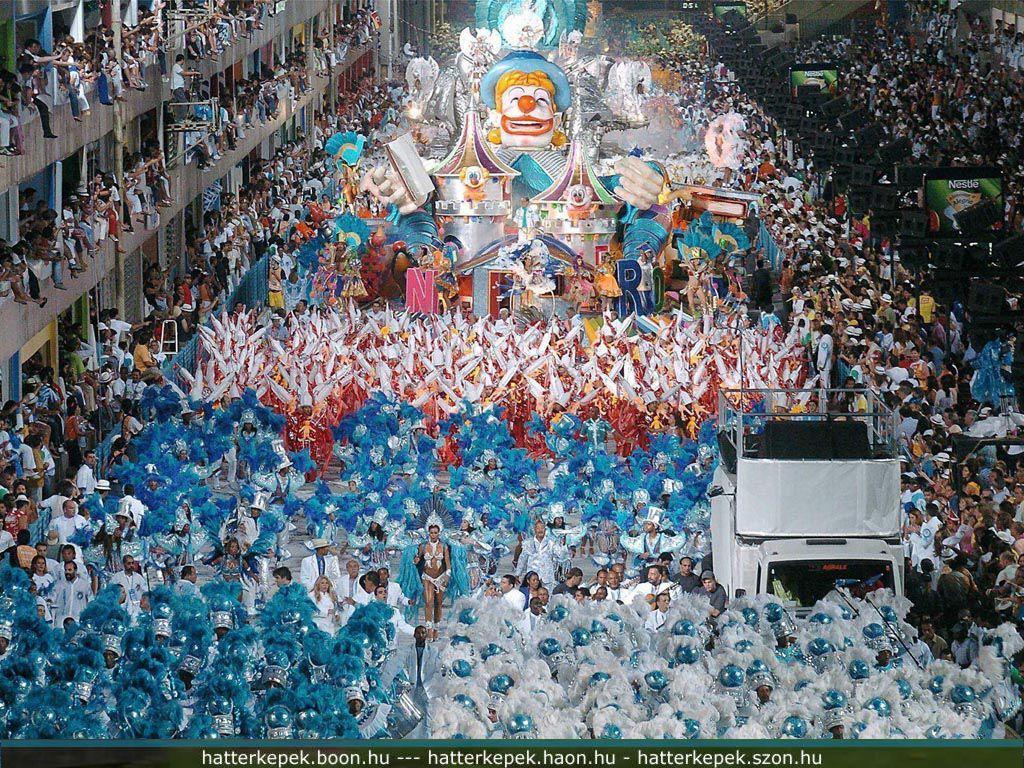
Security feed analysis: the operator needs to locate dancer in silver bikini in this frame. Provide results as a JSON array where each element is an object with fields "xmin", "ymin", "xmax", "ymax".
[{"xmin": 414, "ymin": 521, "xmax": 451, "ymax": 640}]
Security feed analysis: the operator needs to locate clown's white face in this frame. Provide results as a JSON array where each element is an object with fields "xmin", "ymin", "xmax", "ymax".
[{"xmin": 493, "ymin": 83, "xmax": 559, "ymax": 149}]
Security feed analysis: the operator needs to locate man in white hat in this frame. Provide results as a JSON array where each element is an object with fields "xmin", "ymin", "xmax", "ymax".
[
  {"xmin": 300, "ymin": 538, "xmax": 342, "ymax": 592},
  {"xmin": 620, "ymin": 505, "xmax": 686, "ymax": 569},
  {"xmin": 238, "ymin": 493, "xmax": 265, "ymax": 553},
  {"xmin": 253, "ymin": 455, "xmax": 303, "ymax": 559},
  {"xmin": 118, "ymin": 484, "xmax": 147, "ymax": 529}
]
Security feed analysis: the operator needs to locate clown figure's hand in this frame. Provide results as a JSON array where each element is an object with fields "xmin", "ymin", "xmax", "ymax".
[
  {"xmin": 613, "ymin": 157, "xmax": 664, "ymax": 212},
  {"xmin": 360, "ymin": 165, "xmax": 419, "ymax": 215}
]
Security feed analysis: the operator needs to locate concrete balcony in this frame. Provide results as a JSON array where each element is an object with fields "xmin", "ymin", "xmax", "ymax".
[
  {"xmin": 0, "ymin": 63, "xmax": 341, "ymax": 363},
  {"xmin": 0, "ymin": 0, "xmax": 328, "ymax": 195},
  {"xmin": 189, "ymin": 0, "xmax": 331, "ymax": 82},
  {"xmin": 0, "ymin": 82, "xmax": 162, "ymax": 194}
]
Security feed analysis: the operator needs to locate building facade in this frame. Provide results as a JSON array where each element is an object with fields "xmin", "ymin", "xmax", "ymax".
[{"xmin": 0, "ymin": 0, "xmax": 381, "ymax": 400}]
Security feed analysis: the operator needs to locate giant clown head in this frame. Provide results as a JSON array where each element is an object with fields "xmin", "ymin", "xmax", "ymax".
[{"xmin": 482, "ymin": 51, "xmax": 570, "ymax": 150}]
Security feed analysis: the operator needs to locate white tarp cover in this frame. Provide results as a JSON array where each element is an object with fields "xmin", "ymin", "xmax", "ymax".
[{"xmin": 735, "ymin": 459, "xmax": 900, "ymax": 538}]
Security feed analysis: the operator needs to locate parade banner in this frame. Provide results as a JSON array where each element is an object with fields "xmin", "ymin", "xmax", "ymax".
[
  {"xmin": 406, "ymin": 268, "xmax": 440, "ymax": 314},
  {"xmin": 789, "ymin": 64, "xmax": 839, "ymax": 99},
  {"xmin": 2, "ymin": 742, "xmax": 1022, "ymax": 768},
  {"xmin": 713, "ymin": 1, "xmax": 748, "ymax": 17},
  {"xmin": 922, "ymin": 167, "xmax": 1003, "ymax": 236}
]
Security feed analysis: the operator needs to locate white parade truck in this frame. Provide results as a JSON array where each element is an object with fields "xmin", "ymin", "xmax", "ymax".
[{"xmin": 709, "ymin": 388, "xmax": 904, "ymax": 615}]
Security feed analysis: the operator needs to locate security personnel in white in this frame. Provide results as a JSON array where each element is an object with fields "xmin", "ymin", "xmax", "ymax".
[
  {"xmin": 52, "ymin": 560, "xmax": 92, "ymax": 627},
  {"xmin": 109, "ymin": 554, "xmax": 147, "ymax": 618}
]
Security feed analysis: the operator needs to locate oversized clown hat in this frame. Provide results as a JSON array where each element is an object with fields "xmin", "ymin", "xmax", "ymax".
[{"xmin": 480, "ymin": 50, "xmax": 571, "ymax": 112}]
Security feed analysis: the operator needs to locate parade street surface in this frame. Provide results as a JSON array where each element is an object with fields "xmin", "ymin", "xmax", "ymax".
[{"xmin": 2, "ymin": 744, "xmax": 1024, "ymax": 768}]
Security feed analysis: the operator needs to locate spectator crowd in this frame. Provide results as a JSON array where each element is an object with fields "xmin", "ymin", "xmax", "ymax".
[{"xmin": 640, "ymin": 0, "xmax": 1024, "ymax": 667}]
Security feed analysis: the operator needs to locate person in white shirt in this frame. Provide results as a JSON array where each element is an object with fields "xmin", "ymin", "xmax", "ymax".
[
  {"xmin": 109, "ymin": 554, "xmax": 146, "ymax": 618},
  {"xmin": 907, "ymin": 510, "xmax": 941, "ymax": 569},
  {"xmin": 51, "ymin": 560, "xmax": 92, "ymax": 627},
  {"xmin": 35, "ymin": 540, "xmax": 61, "ymax": 577},
  {"xmin": 309, "ymin": 575, "xmax": 339, "ymax": 634},
  {"xmin": 518, "ymin": 596, "xmax": 545, "ymax": 639},
  {"xmin": 605, "ymin": 570, "xmax": 627, "ymax": 603},
  {"xmin": 18, "ymin": 438, "xmax": 40, "ymax": 502},
  {"xmin": 336, "ymin": 558, "xmax": 363, "ymax": 623},
  {"xmin": 124, "ymin": 370, "xmax": 147, "ymax": 403},
  {"xmin": 815, "ymin": 323, "xmax": 834, "ymax": 386},
  {"xmin": 374, "ymin": 584, "xmax": 414, "ymax": 645},
  {"xmin": 30, "ymin": 552, "xmax": 56, "ymax": 598},
  {"xmin": 107, "ymin": 317, "xmax": 134, "ymax": 345},
  {"xmin": 74, "ymin": 451, "xmax": 99, "ymax": 497},
  {"xmin": 377, "ymin": 566, "xmax": 411, "ymax": 609},
  {"xmin": 300, "ymin": 539, "xmax": 343, "ymax": 591},
  {"xmin": 40, "ymin": 481, "xmax": 75, "ymax": 525},
  {"xmin": 0, "ymin": 425, "xmax": 12, "ymax": 466},
  {"xmin": 500, "ymin": 574, "xmax": 526, "ymax": 611},
  {"xmin": 627, "ymin": 564, "xmax": 676, "ymax": 607},
  {"xmin": 49, "ymin": 499, "xmax": 89, "ymax": 545},
  {"xmin": 644, "ymin": 591, "xmax": 672, "ymax": 631},
  {"xmin": 117, "ymin": 484, "xmax": 148, "ymax": 528},
  {"xmin": 39, "ymin": 443, "xmax": 56, "ymax": 492}
]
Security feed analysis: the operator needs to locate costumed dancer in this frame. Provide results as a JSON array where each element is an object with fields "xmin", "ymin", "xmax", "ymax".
[
  {"xmin": 348, "ymin": 510, "xmax": 402, "ymax": 572},
  {"xmin": 398, "ymin": 514, "xmax": 470, "ymax": 640},
  {"xmin": 594, "ymin": 251, "xmax": 622, "ymax": 312},
  {"xmin": 252, "ymin": 454, "xmax": 304, "ymax": 560},
  {"xmin": 283, "ymin": 393, "xmax": 335, "ymax": 481},
  {"xmin": 544, "ymin": 503, "xmax": 586, "ymax": 581},
  {"xmin": 620, "ymin": 505, "xmax": 687, "ymax": 570}
]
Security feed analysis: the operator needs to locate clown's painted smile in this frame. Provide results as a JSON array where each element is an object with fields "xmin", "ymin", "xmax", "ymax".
[{"xmin": 501, "ymin": 114, "xmax": 554, "ymax": 135}]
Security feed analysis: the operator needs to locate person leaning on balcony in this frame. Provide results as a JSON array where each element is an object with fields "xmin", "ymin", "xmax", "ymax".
[
  {"xmin": 0, "ymin": 70, "xmax": 21, "ymax": 155},
  {"xmin": 18, "ymin": 39, "xmax": 58, "ymax": 139}
]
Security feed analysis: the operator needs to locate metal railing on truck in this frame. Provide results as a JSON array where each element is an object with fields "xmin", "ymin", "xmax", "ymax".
[{"xmin": 717, "ymin": 387, "xmax": 899, "ymax": 468}]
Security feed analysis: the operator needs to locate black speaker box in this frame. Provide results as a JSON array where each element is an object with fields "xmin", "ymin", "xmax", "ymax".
[
  {"xmin": 955, "ymin": 198, "xmax": 1002, "ymax": 234},
  {"xmin": 870, "ymin": 185, "xmax": 899, "ymax": 211},
  {"xmin": 850, "ymin": 165, "xmax": 876, "ymax": 186},
  {"xmin": 759, "ymin": 420, "xmax": 871, "ymax": 460},
  {"xmin": 899, "ymin": 210, "xmax": 929, "ymax": 238}
]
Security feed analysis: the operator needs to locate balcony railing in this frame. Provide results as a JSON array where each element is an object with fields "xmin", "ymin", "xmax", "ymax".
[
  {"xmin": 0, "ymin": 64, "xmax": 340, "ymax": 363},
  {"xmin": 0, "ymin": 0, "xmax": 329, "ymax": 195},
  {"xmin": 717, "ymin": 387, "xmax": 899, "ymax": 466}
]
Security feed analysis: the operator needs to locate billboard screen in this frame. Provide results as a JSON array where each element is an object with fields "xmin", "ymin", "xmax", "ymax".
[
  {"xmin": 790, "ymin": 63, "xmax": 839, "ymax": 98},
  {"xmin": 713, "ymin": 1, "xmax": 747, "ymax": 17},
  {"xmin": 923, "ymin": 167, "xmax": 1003, "ymax": 235}
]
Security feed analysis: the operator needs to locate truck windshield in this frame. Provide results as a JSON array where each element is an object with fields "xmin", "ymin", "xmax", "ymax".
[{"xmin": 766, "ymin": 559, "xmax": 895, "ymax": 608}]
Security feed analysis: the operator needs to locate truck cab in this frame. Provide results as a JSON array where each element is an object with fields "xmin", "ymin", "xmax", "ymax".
[{"xmin": 710, "ymin": 388, "xmax": 904, "ymax": 615}]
